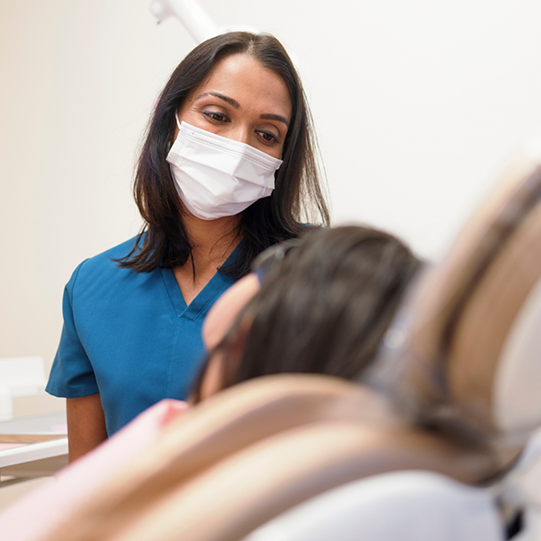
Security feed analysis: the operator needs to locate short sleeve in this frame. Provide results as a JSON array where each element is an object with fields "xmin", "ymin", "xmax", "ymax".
[{"xmin": 46, "ymin": 262, "xmax": 100, "ymax": 398}]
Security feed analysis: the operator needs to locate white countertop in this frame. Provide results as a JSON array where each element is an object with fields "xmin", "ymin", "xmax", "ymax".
[{"xmin": 0, "ymin": 412, "xmax": 68, "ymax": 475}]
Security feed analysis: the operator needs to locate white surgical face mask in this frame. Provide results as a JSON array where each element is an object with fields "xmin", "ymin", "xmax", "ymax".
[{"xmin": 166, "ymin": 118, "xmax": 283, "ymax": 221}]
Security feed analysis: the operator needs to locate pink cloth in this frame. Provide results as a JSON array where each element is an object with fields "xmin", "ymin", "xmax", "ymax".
[{"xmin": 0, "ymin": 399, "xmax": 188, "ymax": 541}]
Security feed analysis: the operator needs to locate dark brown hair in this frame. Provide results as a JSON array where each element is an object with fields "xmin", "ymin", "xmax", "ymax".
[
  {"xmin": 191, "ymin": 226, "xmax": 422, "ymax": 403},
  {"xmin": 118, "ymin": 32, "xmax": 329, "ymax": 278}
]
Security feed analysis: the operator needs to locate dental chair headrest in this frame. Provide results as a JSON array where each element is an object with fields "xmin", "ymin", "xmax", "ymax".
[{"xmin": 372, "ymin": 145, "xmax": 541, "ymax": 443}]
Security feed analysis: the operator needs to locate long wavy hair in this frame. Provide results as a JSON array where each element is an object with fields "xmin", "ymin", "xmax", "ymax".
[{"xmin": 118, "ymin": 32, "xmax": 329, "ymax": 278}]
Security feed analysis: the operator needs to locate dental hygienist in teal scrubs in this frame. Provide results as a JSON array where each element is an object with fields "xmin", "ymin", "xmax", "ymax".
[{"xmin": 46, "ymin": 31, "xmax": 329, "ymax": 462}]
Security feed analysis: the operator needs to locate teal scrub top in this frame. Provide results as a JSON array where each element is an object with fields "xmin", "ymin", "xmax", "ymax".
[{"xmin": 46, "ymin": 236, "xmax": 239, "ymax": 435}]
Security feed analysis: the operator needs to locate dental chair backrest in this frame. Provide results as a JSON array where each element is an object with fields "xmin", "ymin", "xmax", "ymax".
[
  {"xmin": 370, "ymin": 144, "xmax": 541, "ymax": 445},
  {"xmin": 43, "ymin": 147, "xmax": 541, "ymax": 541}
]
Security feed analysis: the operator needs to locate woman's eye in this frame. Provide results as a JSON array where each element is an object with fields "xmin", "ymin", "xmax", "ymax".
[
  {"xmin": 203, "ymin": 110, "xmax": 229, "ymax": 123},
  {"xmin": 257, "ymin": 130, "xmax": 279, "ymax": 145}
]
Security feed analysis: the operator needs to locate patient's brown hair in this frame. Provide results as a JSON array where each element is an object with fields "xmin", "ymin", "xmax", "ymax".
[{"xmin": 191, "ymin": 226, "xmax": 421, "ymax": 403}]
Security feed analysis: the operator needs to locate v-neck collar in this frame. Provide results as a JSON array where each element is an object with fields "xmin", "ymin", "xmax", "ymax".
[{"xmin": 159, "ymin": 241, "xmax": 242, "ymax": 321}]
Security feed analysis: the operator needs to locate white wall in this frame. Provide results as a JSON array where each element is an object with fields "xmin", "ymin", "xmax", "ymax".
[{"xmin": 1, "ymin": 0, "xmax": 541, "ymax": 384}]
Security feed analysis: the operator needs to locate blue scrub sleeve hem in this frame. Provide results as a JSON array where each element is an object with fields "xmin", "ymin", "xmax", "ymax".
[{"xmin": 45, "ymin": 380, "xmax": 100, "ymax": 399}]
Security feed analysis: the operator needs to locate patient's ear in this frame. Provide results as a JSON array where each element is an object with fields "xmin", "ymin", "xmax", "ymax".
[
  {"xmin": 198, "ymin": 315, "xmax": 256, "ymax": 402},
  {"xmin": 197, "ymin": 350, "xmax": 228, "ymax": 402},
  {"xmin": 202, "ymin": 273, "xmax": 260, "ymax": 351}
]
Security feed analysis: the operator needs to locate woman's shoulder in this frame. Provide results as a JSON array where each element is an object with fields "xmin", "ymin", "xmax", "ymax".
[
  {"xmin": 67, "ymin": 235, "xmax": 144, "ymax": 290},
  {"xmin": 95, "ymin": 235, "xmax": 142, "ymax": 262}
]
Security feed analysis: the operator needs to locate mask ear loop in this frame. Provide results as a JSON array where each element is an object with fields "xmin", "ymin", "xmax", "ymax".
[{"xmin": 168, "ymin": 111, "xmax": 183, "ymax": 152}]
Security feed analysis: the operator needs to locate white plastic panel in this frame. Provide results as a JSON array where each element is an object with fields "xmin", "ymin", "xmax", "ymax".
[{"xmin": 242, "ymin": 471, "xmax": 503, "ymax": 541}]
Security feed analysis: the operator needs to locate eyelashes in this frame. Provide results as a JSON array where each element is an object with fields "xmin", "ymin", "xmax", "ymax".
[
  {"xmin": 201, "ymin": 109, "xmax": 281, "ymax": 146},
  {"xmin": 256, "ymin": 130, "xmax": 280, "ymax": 145},
  {"xmin": 202, "ymin": 110, "xmax": 230, "ymax": 123}
]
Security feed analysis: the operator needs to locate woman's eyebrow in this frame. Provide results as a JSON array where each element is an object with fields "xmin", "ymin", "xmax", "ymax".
[
  {"xmin": 194, "ymin": 92, "xmax": 240, "ymax": 108},
  {"xmin": 194, "ymin": 92, "xmax": 290, "ymax": 127},
  {"xmin": 260, "ymin": 113, "xmax": 289, "ymax": 128}
]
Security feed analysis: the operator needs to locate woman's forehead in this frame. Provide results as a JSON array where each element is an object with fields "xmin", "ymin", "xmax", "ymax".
[
  {"xmin": 191, "ymin": 54, "xmax": 292, "ymax": 120},
  {"xmin": 202, "ymin": 273, "xmax": 261, "ymax": 351}
]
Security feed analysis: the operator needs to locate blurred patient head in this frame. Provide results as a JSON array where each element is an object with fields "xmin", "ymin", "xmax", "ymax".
[{"xmin": 192, "ymin": 225, "xmax": 421, "ymax": 403}]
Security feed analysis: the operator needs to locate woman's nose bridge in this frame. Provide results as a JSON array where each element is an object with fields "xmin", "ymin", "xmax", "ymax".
[{"xmin": 228, "ymin": 123, "xmax": 250, "ymax": 144}]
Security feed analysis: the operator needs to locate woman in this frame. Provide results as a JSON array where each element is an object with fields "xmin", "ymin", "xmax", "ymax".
[
  {"xmin": 46, "ymin": 32, "xmax": 329, "ymax": 461},
  {"xmin": 191, "ymin": 225, "xmax": 421, "ymax": 403}
]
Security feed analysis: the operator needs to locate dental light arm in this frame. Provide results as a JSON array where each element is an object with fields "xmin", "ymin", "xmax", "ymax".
[{"xmin": 149, "ymin": 0, "xmax": 218, "ymax": 43}]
